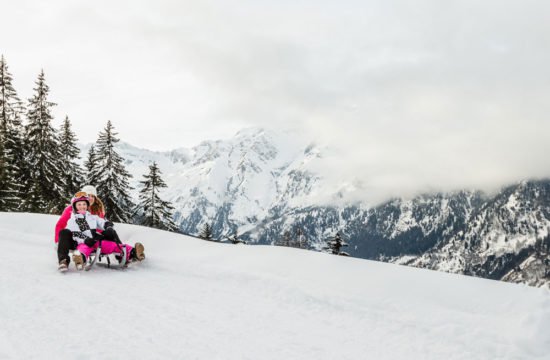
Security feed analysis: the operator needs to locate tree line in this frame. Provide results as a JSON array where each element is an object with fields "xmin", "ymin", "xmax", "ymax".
[{"xmin": 0, "ymin": 55, "xmax": 178, "ymax": 232}]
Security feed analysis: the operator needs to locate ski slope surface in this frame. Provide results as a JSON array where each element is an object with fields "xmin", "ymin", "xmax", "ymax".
[{"xmin": 0, "ymin": 212, "xmax": 549, "ymax": 360}]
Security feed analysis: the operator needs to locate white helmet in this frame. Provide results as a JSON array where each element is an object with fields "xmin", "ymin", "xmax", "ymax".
[{"xmin": 81, "ymin": 185, "xmax": 97, "ymax": 196}]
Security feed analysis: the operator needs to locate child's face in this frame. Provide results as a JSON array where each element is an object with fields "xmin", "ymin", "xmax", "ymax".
[{"xmin": 75, "ymin": 201, "xmax": 88, "ymax": 212}]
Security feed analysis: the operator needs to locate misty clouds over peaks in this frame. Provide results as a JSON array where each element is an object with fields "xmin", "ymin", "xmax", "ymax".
[{"xmin": 4, "ymin": 0, "xmax": 550, "ymax": 199}]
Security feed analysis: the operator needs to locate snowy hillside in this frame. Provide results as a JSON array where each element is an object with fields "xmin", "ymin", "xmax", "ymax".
[{"xmin": 1, "ymin": 212, "xmax": 549, "ymax": 360}]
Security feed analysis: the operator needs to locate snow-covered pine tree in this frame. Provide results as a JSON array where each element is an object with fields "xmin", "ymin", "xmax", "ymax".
[
  {"xmin": 6, "ymin": 106, "xmax": 26, "ymax": 207},
  {"xmin": 0, "ymin": 131, "xmax": 10, "ymax": 211},
  {"xmin": 84, "ymin": 144, "xmax": 98, "ymax": 185},
  {"xmin": 199, "ymin": 223, "xmax": 213, "ymax": 240},
  {"xmin": 23, "ymin": 70, "xmax": 66, "ymax": 213},
  {"xmin": 134, "ymin": 161, "xmax": 178, "ymax": 231},
  {"xmin": 91, "ymin": 120, "xmax": 134, "ymax": 222},
  {"xmin": 58, "ymin": 115, "xmax": 83, "ymax": 198},
  {"xmin": 323, "ymin": 232, "xmax": 349, "ymax": 256},
  {"xmin": 0, "ymin": 55, "xmax": 25, "ymax": 211}
]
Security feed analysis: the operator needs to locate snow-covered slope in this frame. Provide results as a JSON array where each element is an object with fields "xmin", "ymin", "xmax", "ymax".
[{"xmin": 1, "ymin": 212, "xmax": 549, "ymax": 359}]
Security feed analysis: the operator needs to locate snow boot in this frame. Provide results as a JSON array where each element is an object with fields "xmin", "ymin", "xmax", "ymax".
[
  {"xmin": 72, "ymin": 251, "xmax": 86, "ymax": 270},
  {"xmin": 132, "ymin": 243, "xmax": 145, "ymax": 261},
  {"xmin": 58, "ymin": 259, "xmax": 69, "ymax": 273}
]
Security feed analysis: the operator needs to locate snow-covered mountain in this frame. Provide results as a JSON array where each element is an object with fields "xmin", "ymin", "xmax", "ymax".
[
  {"xmin": 1, "ymin": 212, "xmax": 549, "ymax": 359},
  {"xmin": 394, "ymin": 181, "xmax": 550, "ymax": 288},
  {"xmin": 80, "ymin": 128, "xmax": 550, "ymax": 287},
  {"xmin": 83, "ymin": 127, "xmax": 335, "ymax": 235}
]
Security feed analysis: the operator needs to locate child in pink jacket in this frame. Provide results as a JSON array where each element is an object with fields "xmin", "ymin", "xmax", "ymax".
[
  {"xmin": 55, "ymin": 185, "xmax": 105, "ymax": 244},
  {"xmin": 57, "ymin": 193, "xmax": 145, "ymax": 271}
]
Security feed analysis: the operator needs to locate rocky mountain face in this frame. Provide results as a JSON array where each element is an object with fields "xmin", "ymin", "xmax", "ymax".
[
  {"xmin": 240, "ymin": 181, "xmax": 550, "ymax": 288},
  {"xmin": 96, "ymin": 128, "xmax": 550, "ymax": 287},
  {"xmin": 395, "ymin": 181, "xmax": 550, "ymax": 288}
]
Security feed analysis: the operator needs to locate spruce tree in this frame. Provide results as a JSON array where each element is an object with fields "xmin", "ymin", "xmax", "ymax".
[
  {"xmin": 323, "ymin": 232, "xmax": 349, "ymax": 256},
  {"xmin": 0, "ymin": 132, "xmax": 10, "ymax": 211},
  {"xmin": 6, "ymin": 106, "xmax": 26, "ymax": 204},
  {"xmin": 58, "ymin": 115, "xmax": 83, "ymax": 198},
  {"xmin": 91, "ymin": 120, "xmax": 134, "ymax": 222},
  {"xmin": 199, "ymin": 223, "xmax": 213, "ymax": 240},
  {"xmin": 23, "ymin": 70, "xmax": 65, "ymax": 213},
  {"xmin": 84, "ymin": 144, "xmax": 98, "ymax": 185},
  {"xmin": 134, "ymin": 161, "xmax": 178, "ymax": 231},
  {"xmin": 0, "ymin": 55, "xmax": 25, "ymax": 211}
]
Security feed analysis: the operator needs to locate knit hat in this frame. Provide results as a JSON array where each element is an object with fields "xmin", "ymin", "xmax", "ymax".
[
  {"xmin": 71, "ymin": 193, "xmax": 90, "ymax": 212},
  {"xmin": 81, "ymin": 185, "xmax": 97, "ymax": 196}
]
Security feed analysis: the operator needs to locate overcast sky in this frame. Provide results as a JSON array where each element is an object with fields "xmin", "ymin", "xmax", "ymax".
[{"xmin": 2, "ymin": 0, "xmax": 550, "ymax": 200}]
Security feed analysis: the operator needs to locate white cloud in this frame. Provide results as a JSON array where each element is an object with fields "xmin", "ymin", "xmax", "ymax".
[{"xmin": 2, "ymin": 0, "xmax": 550, "ymax": 201}]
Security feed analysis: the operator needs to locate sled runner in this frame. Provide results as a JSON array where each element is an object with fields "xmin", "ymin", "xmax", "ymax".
[{"xmin": 84, "ymin": 239, "xmax": 128, "ymax": 271}]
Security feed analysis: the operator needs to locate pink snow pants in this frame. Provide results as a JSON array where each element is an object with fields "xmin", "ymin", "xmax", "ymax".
[{"xmin": 76, "ymin": 241, "xmax": 133, "ymax": 261}]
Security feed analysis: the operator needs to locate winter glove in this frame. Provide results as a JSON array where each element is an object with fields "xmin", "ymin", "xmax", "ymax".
[
  {"xmin": 104, "ymin": 221, "xmax": 114, "ymax": 229},
  {"xmin": 84, "ymin": 237, "xmax": 96, "ymax": 247},
  {"xmin": 91, "ymin": 229, "xmax": 102, "ymax": 241}
]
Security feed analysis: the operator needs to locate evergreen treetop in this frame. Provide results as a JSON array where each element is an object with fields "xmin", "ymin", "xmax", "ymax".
[
  {"xmin": 58, "ymin": 115, "xmax": 83, "ymax": 198},
  {"xmin": 84, "ymin": 144, "xmax": 98, "ymax": 185},
  {"xmin": 91, "ymin": 120, "xmax": 134, "ymax": 222},
  {"xmin": 0, "ymin": 55, "xmax": 25, "ymax": 211},
  {"xmin": 324, "ymin": 232, "xmax": 349, "ymax": 256},
  {"xmin": 134, "ymin": 161, "xmax": 178, "ymax": 231},
  {"xmin": 199, "ymin": 223, "xmax": 213, "ymax": 240},
  {"xmin": 23, "ymin": 70, "xmax": 65, "ymax": 213}
]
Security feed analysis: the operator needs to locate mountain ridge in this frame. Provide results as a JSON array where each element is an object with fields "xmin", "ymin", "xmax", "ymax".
[{"xmin": 80, "ymin": 128, "xmax": 550, "ymax": 287}]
